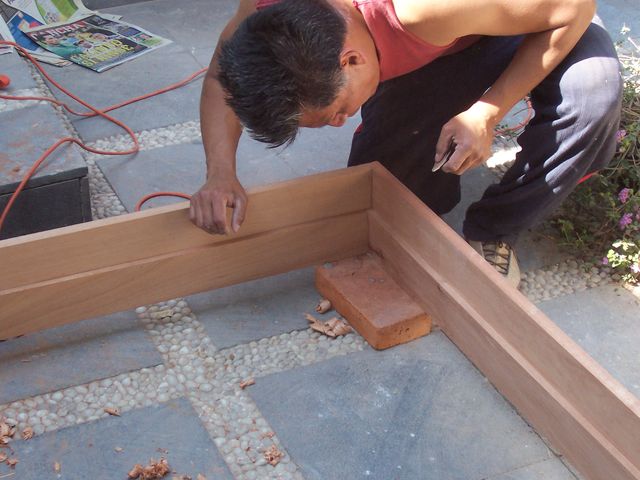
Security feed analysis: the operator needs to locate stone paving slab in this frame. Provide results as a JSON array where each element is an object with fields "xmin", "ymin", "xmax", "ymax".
[
  {"xmin": 250, "ymin": 332, "xmax": 567, "ymax": 480},
  {"xmin": 1, "ymin": 52, "xmax": 37, "ymax": 90},
  {"xmin": 487, "ymin": 458, "xmax": 577, "ymax": 480},
  {"xmin": 0, "ymin": 310, "xmax": 162, "ymax": 405},
  {"xmin": 538, "ymin": 284, "xmax": 640, "ymax": 398},
  {"xmin": 96, "ymin": 141, "xmax": 301, "ymax": 211},
  {"xmin": 192, "ymin": 46, "xmax": 215, "ymax": 67},
  {"xmin": 104, "ymin": 0, "xmax": 236, "ymax": 51},
  {"xmin": 40, "ymin": 44, "xmax": 203, "ymax": 142},
  {"xmin": 273, "ymin": 116, "xmax": 360, "ymax": 178},
  {"xmin": 188, "ymin": 267, "xmax": 320, "ymax": 349},
  {"xmin": 0, "ymin": 105, "xmax": 86, "ymax": 194},
  {"xmin": 597, "ymin": 0, "xmax": 640, "ymax": 44},
  {"xmin": 4, "ymin": 398, "xmax": 233, "ymax": 480}
]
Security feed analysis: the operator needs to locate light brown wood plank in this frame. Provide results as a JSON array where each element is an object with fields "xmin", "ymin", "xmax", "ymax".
[
  {"xmin": 0, "ymin": 165, "xmax": 372, "ymax": 290},
  {"xmin": 369, "ymin": 212, "xmax": 639, "ymax": 480},
  {"xmin": 370, "ymin": 163, "xmax": 640, "ymax": 480},
  {"xmin": 0, "ymin": 211, "xmax": 369, "ymax": 339}
]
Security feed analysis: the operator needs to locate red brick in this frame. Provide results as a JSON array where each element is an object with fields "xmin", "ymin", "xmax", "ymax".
[{"xmin": 315, "ymin": 252, "xmax": 431, "ymax": 350}]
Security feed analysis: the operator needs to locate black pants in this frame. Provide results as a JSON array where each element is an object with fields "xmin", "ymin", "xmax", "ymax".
[{"xmin": 348, "ymin": 18, "xmax": 623, "ymax": 244}]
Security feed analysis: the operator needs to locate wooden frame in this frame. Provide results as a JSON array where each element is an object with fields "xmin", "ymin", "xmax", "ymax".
[{"xmin": 1, "ymin": 163, "xmax": 639, "ymax": 479}]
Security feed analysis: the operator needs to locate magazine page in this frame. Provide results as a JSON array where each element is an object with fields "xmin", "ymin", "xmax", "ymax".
[
  {"xmin": 0, "ymin": 19, "xmax": 14, "ymax": 54},
  {"xmin": 0, "ymin": 1, "xmax": 69, "ymax": 63},
  {"xmin": 25, "ymin": 14, "xmax": 171, "ymax": 72},
  {"xmin": 1, "ymin": 0, "xmax": 83, "ymax": 24}
]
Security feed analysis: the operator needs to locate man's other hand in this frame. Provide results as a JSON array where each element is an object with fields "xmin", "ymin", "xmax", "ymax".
[
  {"xmin": 190, "ymin": 174, "xmax": 248, "ymax": 234},
  {"xmin": 434, "ymin": 101, "xmax": 498, "ymax": 175}
]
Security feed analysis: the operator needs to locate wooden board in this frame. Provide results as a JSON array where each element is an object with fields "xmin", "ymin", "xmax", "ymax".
[
  {"xmin": 1, "ymin": 161, "xmax": 639, "ymax": 480},
  {"xmin": 0, "ymin": 166, "xmax": 372, "ymax": 338},
  {"xmin": 369, "ymin": 163, "xmax": 640, "ymax": 480},
  {"xmin": 315, "ymin": 252, "xmax": 431, "ymax": 349},
  {"xmin": 0, "ymin": 165, "xmax": 372, "ymax": 290}
]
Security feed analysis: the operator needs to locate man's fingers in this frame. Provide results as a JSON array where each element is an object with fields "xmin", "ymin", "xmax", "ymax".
[
  {"xmin": 434, "ymin": 129, "xmax": 453, "ymax": 164},
  {"xmin": 231, "ymin": 196, "xmax": 247, "ymax": 233},
  {"xmin": 211, "ymin": 196, "xmax": 230, "ymax": 234},
  {"xmin": 442, "ymin": 145, "xmax": 470, "ymax": 174}
]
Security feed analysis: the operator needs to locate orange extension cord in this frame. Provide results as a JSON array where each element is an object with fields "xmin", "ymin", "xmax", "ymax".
[{"xmin": 0, "ymin": 40, "xmax": 203, "ymax": 233}]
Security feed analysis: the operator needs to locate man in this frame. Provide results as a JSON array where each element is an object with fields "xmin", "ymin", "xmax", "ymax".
[{"xmin": 190, "ymin": 0, "xmax": 622, "ymax": 287}]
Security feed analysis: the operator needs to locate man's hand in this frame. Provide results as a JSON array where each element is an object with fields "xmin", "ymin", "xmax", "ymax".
[
  {"xmin": 190, "ymin": 174, "xmax": 247, "ymax": 234},
  {"xmin": 434, "ymin": 101, "xmax": 498, "ymax": 175}
]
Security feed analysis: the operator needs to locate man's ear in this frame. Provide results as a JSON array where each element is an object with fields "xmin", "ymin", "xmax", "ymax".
[{"xmin": 339, "ymin": 49, "xmax": 366, "ymax": 68}]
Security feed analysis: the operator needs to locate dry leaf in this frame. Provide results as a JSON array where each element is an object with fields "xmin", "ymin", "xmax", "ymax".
[
  {"xmin": 104, "ymin": 407, "xmax": 121, "ymax": 417},
  {"xmin": 6, "ymin": 458, "xmax": 18, "ymax": 468},
  {"xmin": 0, "ymin": 422, "xmax": 11, "ymax": 438},
  {"xmin": 263, "ymin": 445, "xmax": 283, "ymax": 466},
  {"xmin": 315, "ymin": 299, "xmax": 332, "ymax": 314},
  {"xmin": 239, "ymin": 378, "xmax": 255, "ymax": 389},
  {"xmin": 21, "ymin": 427, "xmax": 33, "ymax": 440},
  {"xmin": 0, "ymin": 452, "xmax": 7, "ymax": 462},
  {"xmin": 171, "ymin": 476, "xmax": 191, "ymax": 480},
  {"xmin": 54, "ymin": 461, "xmax": 61, "ymax": 473}
]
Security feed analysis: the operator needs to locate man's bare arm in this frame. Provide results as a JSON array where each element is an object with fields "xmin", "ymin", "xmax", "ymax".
[
  {"xmin": 396, "ymin": 0, "xmax": 596, "ymax": 174},
  {"xmin": 190, "ymin": 0, "xmax": 256, "ymax": 233}
]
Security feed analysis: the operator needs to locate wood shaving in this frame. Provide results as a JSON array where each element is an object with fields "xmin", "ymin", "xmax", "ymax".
[
  {"xmin": 128, "ymin": 458, "xmax": 170, "ymax": 479},
  {"xmin": 21, "ymin": 427, "xmax": 33, "ymax": 440},
  {"xmin": 239, "ymin": 378, "xmax": 255, "ymax": 389},
  {"xmin": 115, "ymin": 447, "xmax": 124, "ymax": 453},
  {"xmin": 305, "ymin": 314, "xmax": 352, "ymax": 338},
  {"xmin": 104, "ymin": 407, "xmax": 121, "ymax": 417},
  {"xmin": 6, "ymin": 458, "xmax": 17, "ymax": 468},
  {"xmin": 315, "ymin": 299, "xmax": 332, "ymax": 314},
  {"xmin": 128, "ymin": 464, "xmax": 144, "ymax": 478},
  {"xmin": 0, "ymin": 452, "xmax": 7, "ymax": 462},
  {"xmin": 263, "ymin": 445, "xmax": 283, "ymax": 466},
  {"xmin": 197, "ymin": 475, "xmax": 207, "ymax": 480},
  {"xmin": 54, "ymin": 461, "xmax": 61, "ymax": 473},
  {"xmin": 171, "ymin": 476, "xmax": 191, "ymax": 480}
]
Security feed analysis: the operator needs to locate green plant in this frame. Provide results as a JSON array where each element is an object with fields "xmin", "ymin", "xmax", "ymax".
[{"xmin": 548, "ymin": 35, "xmax": 640, "ymax": 284}]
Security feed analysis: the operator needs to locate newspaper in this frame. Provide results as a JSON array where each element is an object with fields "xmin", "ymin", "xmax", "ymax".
[
  {"xmin": 0, "ymin": 11, "xmax": 13, "ymax": 54},
  {"xmin": 0, "ymin": 0, "xmax": 126, "ymax": 65},
  {"xmin": 2, "ymin": 0, "xmax": 90, "ymax": 24},
  {"xmin": 0, "ymin": 0, "xmax": 85, "ymax": 64},
  {"xmin": 24, "ymin": 14, "xmax": 171, "ymax": 72}
]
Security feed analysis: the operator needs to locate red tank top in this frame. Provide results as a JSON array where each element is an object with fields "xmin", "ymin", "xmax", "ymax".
[{"xmin": 255, "ymin": 0, "xmax": 479, "ymax": 82}]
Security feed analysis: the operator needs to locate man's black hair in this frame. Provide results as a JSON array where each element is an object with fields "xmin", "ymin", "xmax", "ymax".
[{"xmin": 217, "ymin": 0, "xmax": 347, "ymax": 147}]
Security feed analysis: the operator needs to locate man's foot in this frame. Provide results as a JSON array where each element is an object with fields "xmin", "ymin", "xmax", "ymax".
[{"xmin": 468, "ymin": 240, "xmax": 521, "ymax": 288}]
